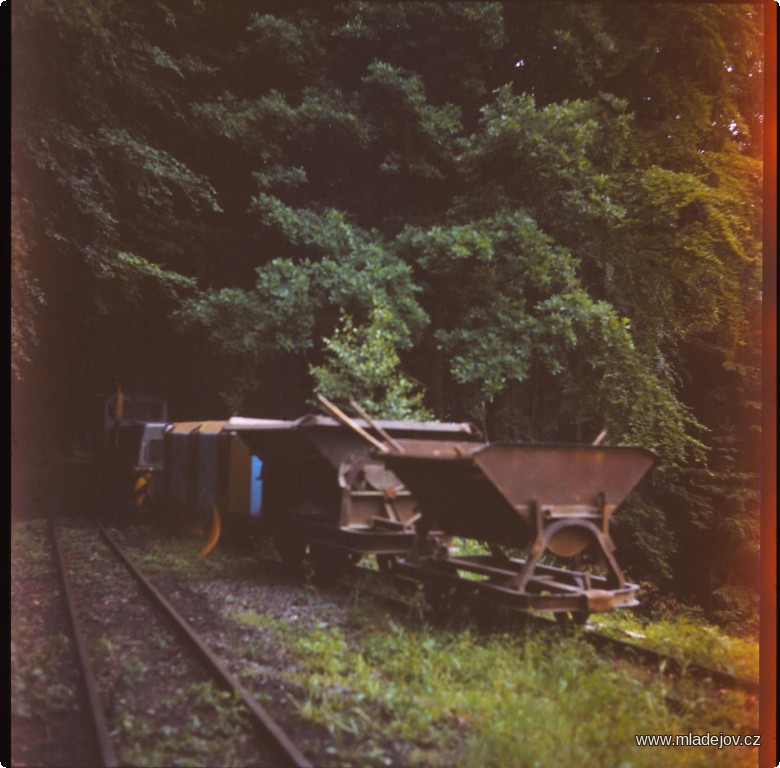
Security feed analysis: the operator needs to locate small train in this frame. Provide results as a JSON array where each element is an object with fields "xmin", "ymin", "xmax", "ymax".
[{"xmin": 100, "ymin": 394, "xmax": 658, "ymax": 622}]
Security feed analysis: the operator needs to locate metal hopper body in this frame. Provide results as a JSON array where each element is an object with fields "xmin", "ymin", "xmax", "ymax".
[
  {"xmin": 383, "ymin": 440, "xmax": 658, "ymax": 617},
  {"xmin": 228, "ymin": 416, "xmax": 480, "ymax": 565}
]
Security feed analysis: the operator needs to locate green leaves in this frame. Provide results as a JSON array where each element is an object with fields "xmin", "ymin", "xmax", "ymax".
[
  {"xmin": 311, "ymin": 303, "xmax": 432, "ymax": 420},
  {"xmin": 462, "ymin": 88, "xmax": 631, "ymax": 233},
  {"xmin": 101, "ymin": 128, "xmax": 223, "ymax": 214},
  {"xmin": 174, "ymin": 225, "xmax": 427, "ymax": 413},
  {"xmin": 399, "ymin": 211, "xmax": 581, "ymax": 400}
]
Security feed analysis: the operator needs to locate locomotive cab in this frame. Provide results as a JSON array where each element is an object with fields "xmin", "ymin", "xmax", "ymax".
[{"xmin": 100, "ymin": 422, "xmax": 166, "ymax": 516}]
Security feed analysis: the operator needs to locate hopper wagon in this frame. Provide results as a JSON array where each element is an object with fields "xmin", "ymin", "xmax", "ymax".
[{"xmin": 381, "ymin": 439, "xmax": 658, "ymax": 621}]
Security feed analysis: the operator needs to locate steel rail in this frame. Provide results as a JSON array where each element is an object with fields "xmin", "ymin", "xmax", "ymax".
[
  {"xmin": 96, "ymin": 523, "xmax": 313, "ymax": 768},
  {"xmin": 50, "ymin": 519, "xmax": 119, "ymax": 768},
  {"xmin": 578, "ymin": 628, "xmax": 760, "ymax": 695}
]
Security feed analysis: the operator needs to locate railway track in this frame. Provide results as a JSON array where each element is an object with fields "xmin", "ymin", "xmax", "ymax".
[
  {"xmin": 346, "ymin": 562, "xmax": 760, "ymax": 695},
  {"xmin": 577, "ymin": 626, "xmax": 759, "ymax": 695},
  {"xmin": 51, "ymin": 518, "xmax": 118, "ymax": 768},
  {"xmin": 52, "ymin": 518, "xmax": 312, "ymax": 768}
]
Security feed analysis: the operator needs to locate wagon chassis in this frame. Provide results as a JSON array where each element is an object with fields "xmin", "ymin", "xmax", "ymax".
[
  {"xmin": 271, "ymin": 515, "xmax": 417, "ymax": 556},
  {"xmin": 272, "ymin": 503, "xmax": 642, "ymax": 616},
  {"xmin": 394, "ymin": 490, "xmax": 641, "ymax": 616},
  {"xmin": 396, "ymin": 552, "xmax": 640, "ymax": 616}
]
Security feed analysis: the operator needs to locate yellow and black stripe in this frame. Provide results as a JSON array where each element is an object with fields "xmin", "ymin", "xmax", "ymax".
[{"xmin": 133, "ymin": 467, "xmax": 153, "ymax": 507}]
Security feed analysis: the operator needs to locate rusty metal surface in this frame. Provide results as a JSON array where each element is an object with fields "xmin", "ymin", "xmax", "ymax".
[
  {"xmin": 231, "ymin": 417, "xmax": 479, "ymax": 478},
  {"xmin": 382, "ymin": 439, "xmax": 657, "ymax": 617},
  {"xmin": 227, "ymin": 414, "xmax": 477, "ymax": 436},
  {"xmin": 395, "ymin": 557, "xmax": 640, "ymax": 613},
  {"xmin": 230, "ymin": 417, "xmax": 481, "ymax": 536},
  {"xmin": 382, "ymin": 440, "xmax": 658, "ymax": 548},
  {"xmin": 473, "ymin": 442, "xmax": 658, "ymax": 513},
  {"xmin": 230, "ymin": 418, "xmax": 477, "ymax": 473}
]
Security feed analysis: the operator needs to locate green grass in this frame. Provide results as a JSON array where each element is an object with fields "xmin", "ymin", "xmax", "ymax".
[
  {"xmin": 590, "ymin": 611, "xmax": 759, "ymax": 680},
  {"xmin": 11, "ymin": 520, "xmax": 267, "ymax": 767},
  {"xmin": 11, "ymin": 519, "xmax": 53, "ymax": 579},
  {"xmin": 114, "ymin": 523, "xmax": 266, "ymax": 582},
  {"xmin": 119, "ymin": 682, "xmax": 252, "ymax": 767},
  {"xmin": 230, "ymin": 596, "xmax": 759, "ymax": 768},
  {"xmin": 96, "ymin": 625, "xmax": 256, "ymax": 766},
  {"xmin": 11, "ymin": 521, "xmax": 78, "ymax": 722},
  {"xmin": 11, "ymin": 633, "xmax": 76, "ymax": 719}
]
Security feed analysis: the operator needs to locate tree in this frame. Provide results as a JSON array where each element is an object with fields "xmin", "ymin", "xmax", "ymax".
[
  {"xmin": 502, "ymin": 3, "xmax": 763, "ymax": 615},
  {"xmin": 13, "ymin": 1, "xmax": 764, "ymax": 624},
  {"xmin": 12, "ymin": 0, "xmax": 220, "ymax": 436},
  {"xmin": 311, "ymin": 302, "xmax": 432, "ymax": 420}
]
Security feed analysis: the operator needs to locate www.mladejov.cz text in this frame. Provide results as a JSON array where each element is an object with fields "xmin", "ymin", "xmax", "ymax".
[{"xmin": 635, "ymin": 732, "xmax": 760, "ymax": 748}]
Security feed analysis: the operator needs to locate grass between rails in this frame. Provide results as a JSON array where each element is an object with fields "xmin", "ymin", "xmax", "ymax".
[
  {"xmin": 13, "ymin": 520, "xmax": 266, "ymax": 767},
  {"xmin": 11, "ymin": 520, "xmax": 78, "ymax": 723},
  {"xmin": 114, "ymin": 519, "xmax": 273, "ymax": 581},
  {"xmin": 108, "ymin": 672, "xmax": 254, "ymax": 767},
  {"xmin": 99, "ymin": 626, "xmax": 255, "ymax": 767},
  {"xmin": 67, "ymin": 523, "xmax": 269, "ymax": 768}
]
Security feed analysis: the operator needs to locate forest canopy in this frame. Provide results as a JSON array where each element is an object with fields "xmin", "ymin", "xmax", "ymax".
[{"xmin": 12, "ymin": 1, "xmax": 764, "ymax": 625}]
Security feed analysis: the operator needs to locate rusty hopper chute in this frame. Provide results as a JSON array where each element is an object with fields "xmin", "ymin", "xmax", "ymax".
[{"xmin": 382, "ymin": 439, "xmax": 659, "ymax": 617}]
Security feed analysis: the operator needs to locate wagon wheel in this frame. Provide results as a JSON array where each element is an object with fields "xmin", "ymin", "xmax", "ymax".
[
  {"xmin": 310, "ymin": 544, "xmax": 361, "ymax": 584},
  {"xmin": 471, "ymin": 599, "xmax": 515, "ymax": 633},
  {"xmin": 554, "ymin": 610, "xmax": 589, "ymax": 627},
  {"xmin": 376, "ymin": 554, "xmax": 399, "ymax": 575},
  {"xmin": 273, "ymin": 536, "xmax": 307, "ymax": 575},
  {"xmin": 423, "ymin": 580, "xmax": 462, "ymax": 621}
]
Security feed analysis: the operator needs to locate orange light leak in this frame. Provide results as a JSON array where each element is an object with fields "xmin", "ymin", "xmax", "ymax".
[{"xmin": 759, "ymin": 3, "xmax": 777, "ymax": 768}]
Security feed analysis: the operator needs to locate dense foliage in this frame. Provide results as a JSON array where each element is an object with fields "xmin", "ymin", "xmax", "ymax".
[{"xmin": 12, "ymin": 2, "xmax": 763, "ymax": 626}]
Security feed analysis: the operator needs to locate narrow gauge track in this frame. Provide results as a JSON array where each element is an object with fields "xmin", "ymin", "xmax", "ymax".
[
  {"xmin": 577, "ymin": 626, "xmax": 759, "ymax": 695},
  {"xmin": 51, "ymin": 519, "xmax": 312, "ymax": 768},
  {"xmin": 51, "ymin": 518, "xmax": 118, "ymax": 768},
  {"xmin": 346, "ymin": 564, "xmax": 759, "ymax": 695}
]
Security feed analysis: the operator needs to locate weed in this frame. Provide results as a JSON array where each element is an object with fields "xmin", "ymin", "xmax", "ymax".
[
  {"xmin": 11, "ymin": 631, "xmax": 76, "ymax": 719},
  {"xmin": 240, "ymin": 584, "xmax": 760, "ymax": 767},
  {"xmin": 19, "ymin": 519, "xmax": 758, "ymax": 766},
  {"xmin": 11, "ymin": 520, "xmax": 53, "ymax": 579},
  {"xmin": 230, "ymin": 611, "xmax": 281, "ymax": 632},
  {"xmin": 118, "ymin": 523, "xmax": 261, "ymax": 583},
  {"xmin": 448, "ymin": 538, "xmax": 491, "ymax": 557},
  {"xmin": 591, "ymin": 611, "xmax": 759, "ymax": 679},
  {"xmin": 113, "ymin": 677, "xmax": 251, "ymax": 766},
  {"xmin": 148, "ymin": 632, "xmax": 172, "ymax": 650}
]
